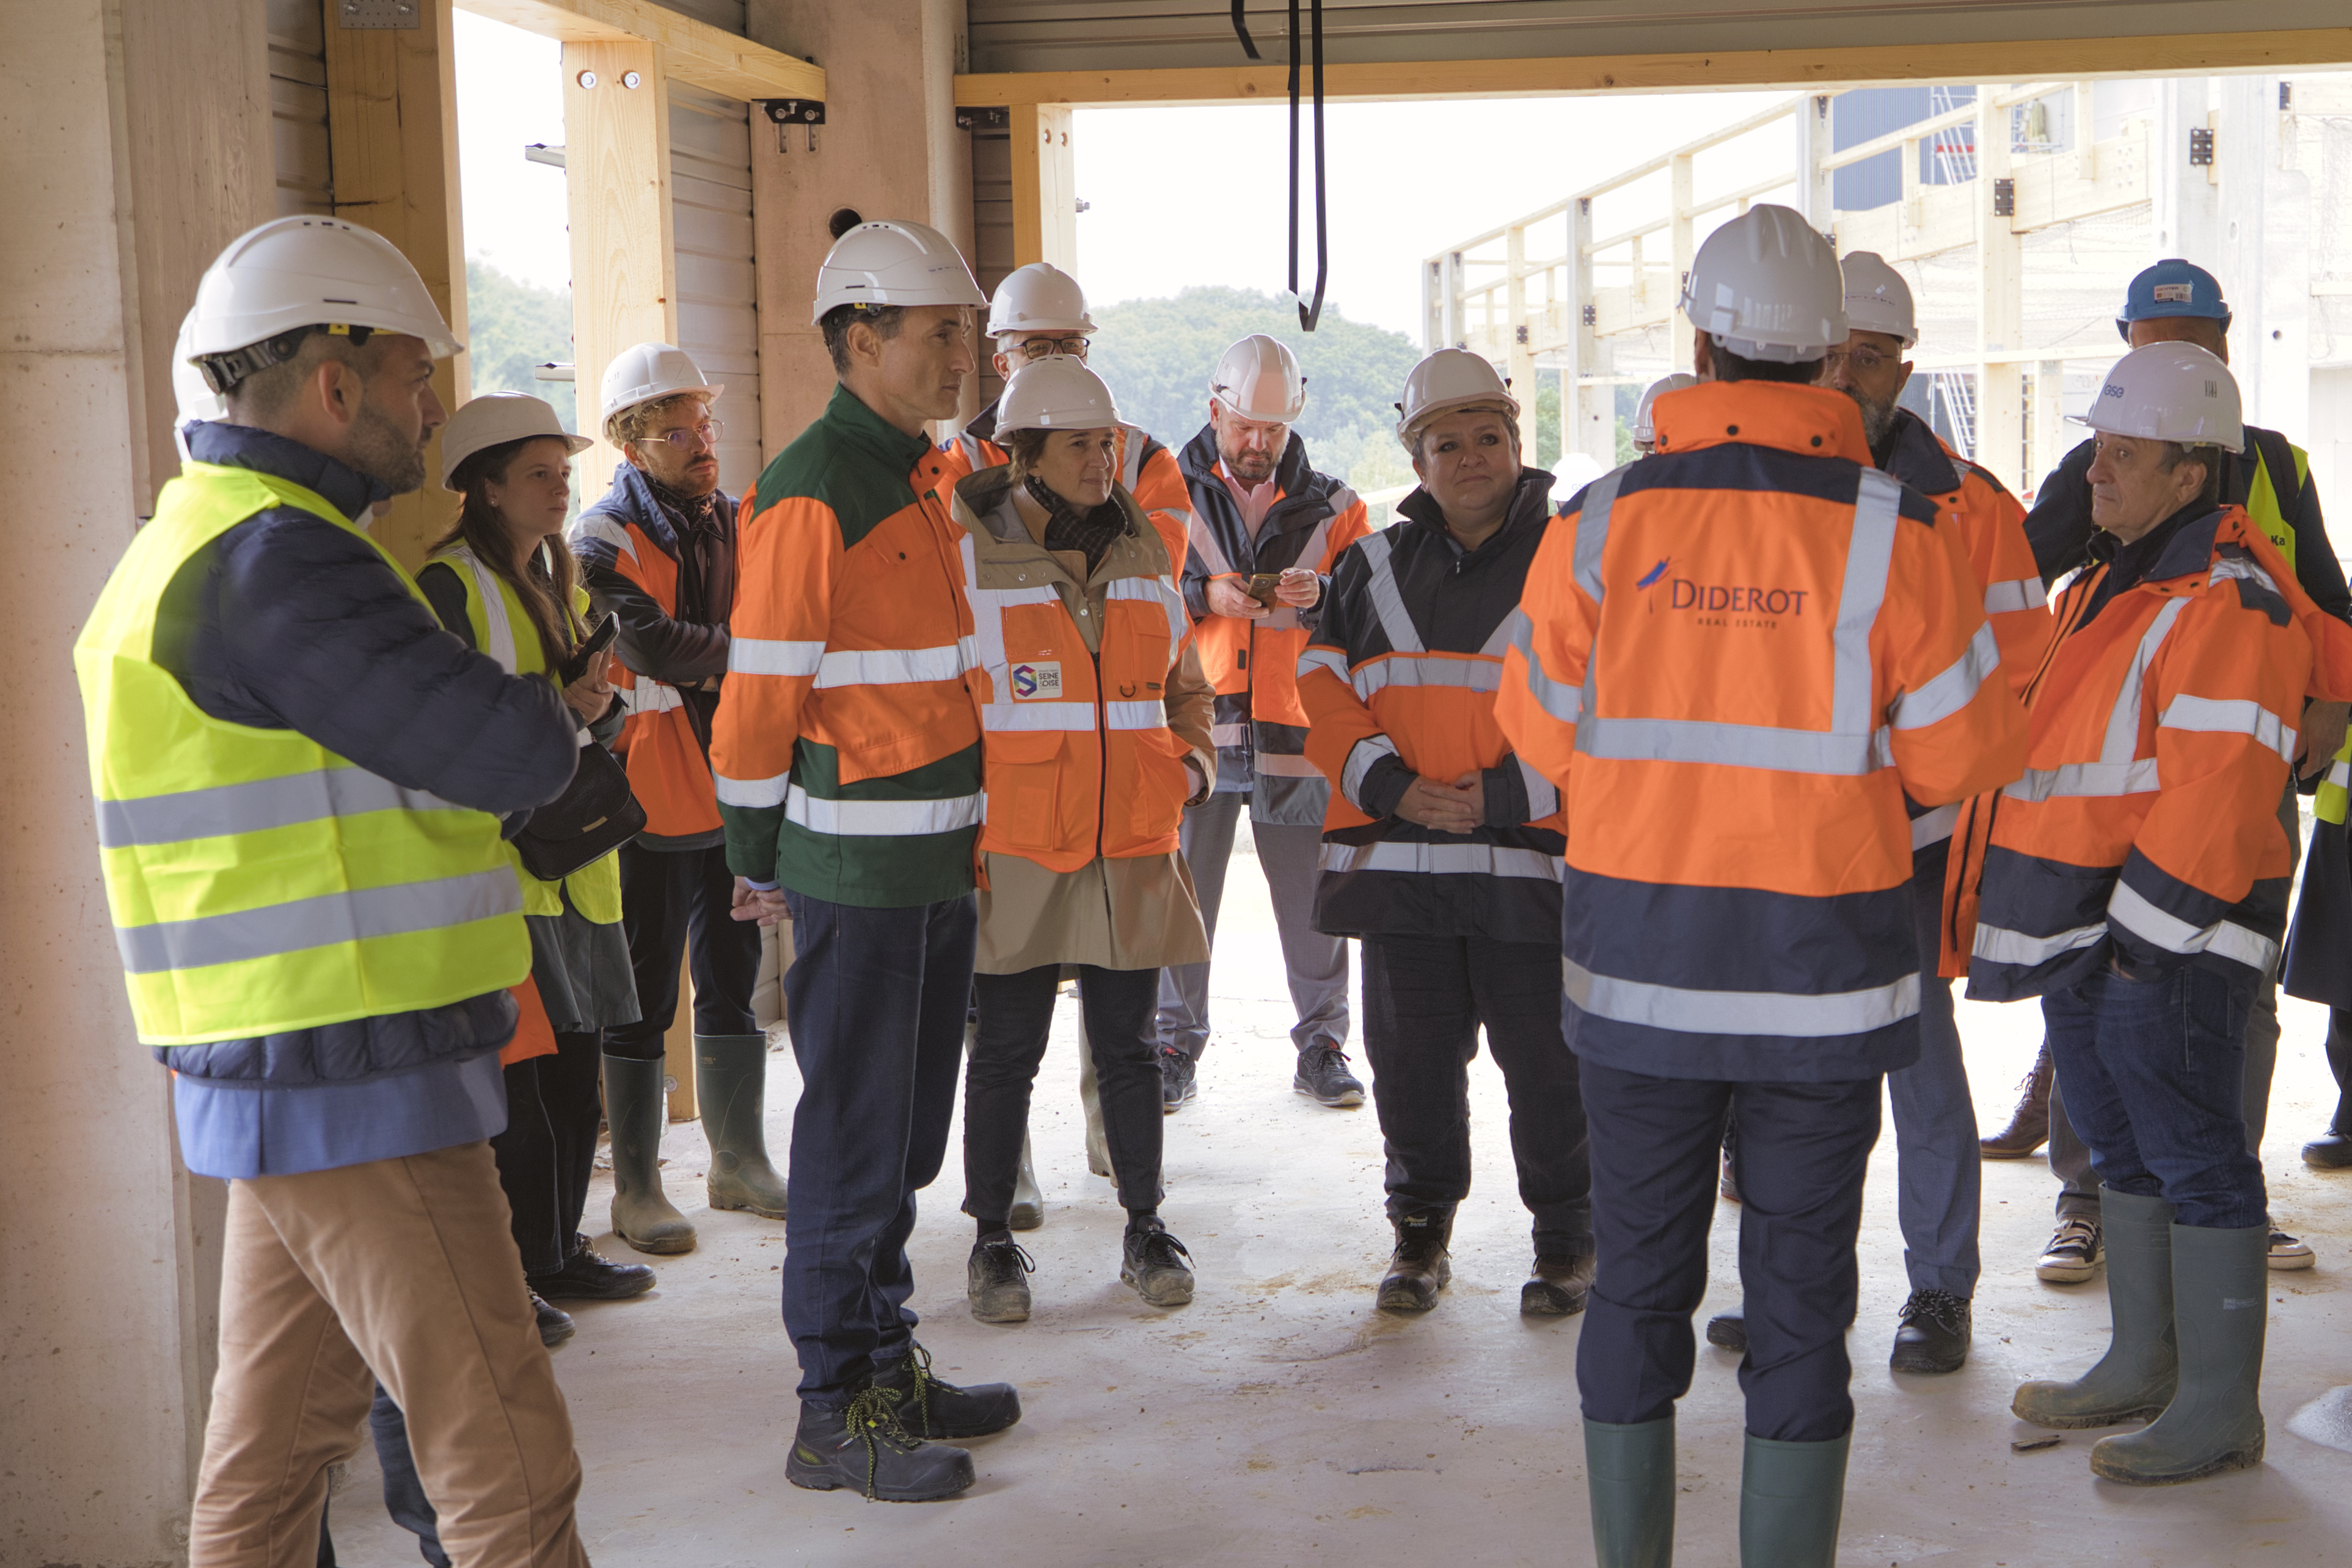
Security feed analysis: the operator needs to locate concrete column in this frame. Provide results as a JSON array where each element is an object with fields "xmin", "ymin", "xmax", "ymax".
[
  {"xmin": 1, "ymin": 3, "xmax": 250, "ymax": 1559},
  {"xmin": 2152, "ymin": 76, "xmax": 2222, "ymax": 266},
  {"xmin": 748, "ymin": 0, "xmax": 973, "ymax": 448}
]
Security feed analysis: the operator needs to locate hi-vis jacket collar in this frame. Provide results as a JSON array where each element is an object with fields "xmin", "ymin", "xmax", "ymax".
[
  {"xmin": 2087, "ymin": 505, "xmax": 2235, "ymax": 600},
  {"xmin": 1648, "ymin": 381, "xmax": 1872, "ymax": 464},
  {"xmin": 1877, "ymin": 406, "xmax": 1963, "ymax": 495}
]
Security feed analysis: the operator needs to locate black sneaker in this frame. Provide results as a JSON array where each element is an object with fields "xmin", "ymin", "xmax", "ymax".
[
  {"xmin": 1160, "ymin": 1047, "xmax": 1199, "ymax": 1112},
  {"xmin": 966, "ymin": 1234, "xmax": 1034, "ymax": 1324},
  {"xmin": 1890, "ymin": 1288, "xmax": 1971, "ymax": 1373},
  {"xmin": 785, "ymin": 1386, "xmax": 974, "ymax": 1502},
  {"xmin": 872, "ymin": 1342, "xmax": 1022, "ymax": 1440},
  {"xmin": 531, "ymin": 1291, "xmax": 575, "ymax": 1347},
  {"xmin": 1706, "ymin": 1307, "xmax": 1747, "ymax": 1352},
  {"xmin": 1377, "ymin": 1211, "xmax": 1452, "ymax": 1312},
  {"xmin": 1121, "ymin": 1219, "xmax": 1196, "ymax": 1306},
  {"xmin": 1294, "ymin": 1043, "xmax": 1365, "ymax": 1107},
  {"xmin": 529, "ymin": 1234, "xmax": 657, "ymax": 1302}
]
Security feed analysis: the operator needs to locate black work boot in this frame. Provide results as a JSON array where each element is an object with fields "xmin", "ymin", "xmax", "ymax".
[
  {"xmin": 1160, "ymin": 1046, "xmax": 1199, "ymax": 1111},
  {"xmin": 530, "ymin": 1292, "xmax": 575, "ymax": 1348},
  {"xmin": 1890, "ymin": 1288, "xmax": 1972, "ymax": 1374},
  {"xmin": 786, "ymin": 1385, "xmax": 974, "ymax": 1502},
  {"xmin": 966, "ymin": 1232, "xmax": 1035, "ymax": 1324},
  {"xmin": 1522, "ymin": 1252, "xmax": 1597, "ymax": 1317},
  {"xmin": 1377, "ymin": 1211, "xmax": 1453, "ymax": 1312},
  {"xmin": 872, "ymin": 1341, "xmax": 1023, "ymax": 1440},
  {"xmin": 1707, "ymin": 1305, "xmax": 1748, "ymax": 1352},
  {"xmin": 1294, "ymin": 1043, "xmax": 1365, "ymax": 1107},
  {"xmin": 1121, "ymin": 1217, "xmax": 1197, "ymax": 1307},
  {"xmin": 529, "ymin": 1233, "xmax": 656, "ymax": 1302}
]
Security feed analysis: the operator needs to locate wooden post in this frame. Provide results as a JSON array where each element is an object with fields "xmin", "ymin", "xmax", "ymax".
[
  {"xmin": 1669, "ymin": 152, "xmax": 1695, "ymax": 374},
  {"xmin": 1976, "ymin": 83, "xmax": 2025, "ymax": 492},
  {"xmin": 1506, "ymin": 223, "xmax": 1538, "ymax": 456},
  {"xmin": 1010, "ymin": 102, "xmax": 1076, "ymax": 271},
  {"xmin": 322, "ymin": 0, "xmax": 469, "ymax": 571},
  {"xmin": 564, "ymin": 38, "xmax": 677, "ymax": 494},
  {"xmin": 2031, "ymin": 358, "xmax": 2068, "ymax": 495}
]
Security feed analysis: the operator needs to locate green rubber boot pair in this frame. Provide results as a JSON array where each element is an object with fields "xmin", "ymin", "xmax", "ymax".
[
  {"xmin": 1583, "ymin": 1417, "xmax": 1847, "ymax": 1568},
  {"xmin": 2013, "ymin": 1188, "xmax": 2177, "ymax": 1428}
]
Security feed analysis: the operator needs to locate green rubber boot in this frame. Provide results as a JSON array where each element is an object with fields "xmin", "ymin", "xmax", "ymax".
[
  {"xmin": 1737, "ymin": 1432, "xmax": 1848, "ymax": 1568},
  {"xmin": 696, "ymin": 1034, "xmax": 789, "ymax": 1219},
  {"xmin": 1009, "ymin": 1132, "xmax": 1045, "ymax": 1231},
  {"xmin": 603, "ymin": 1054, "xmax": 696, "ymax": 1254},
  {"xmin": 2089, "ymin": 1221, "xmax": 2268, "ymax": 1485},
  {"xmin": 2013, "ymin": 1188, "xmax": 2176, "ymax": 1428},
  {"xmin": 1583, "ymin": 1417, "xmax": 1675, "ymax": 1567}
]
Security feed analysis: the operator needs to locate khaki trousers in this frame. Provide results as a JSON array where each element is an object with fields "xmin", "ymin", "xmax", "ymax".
[{"xmin": 191, "ymin": 1140, "xmax": 588, "ymax": 1568}]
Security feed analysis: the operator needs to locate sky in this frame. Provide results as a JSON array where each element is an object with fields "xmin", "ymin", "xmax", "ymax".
[{"xmin": 449, "ymin": 10, "xmax": 1800, "ymax": 344}]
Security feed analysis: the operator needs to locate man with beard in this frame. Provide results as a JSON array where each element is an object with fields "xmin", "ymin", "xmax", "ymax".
[
  {"xmin": 571, "ymin": 344, "xmax": 787, "ymax": 1257},
  {"xmin": 1703, "ymin": 251, "xmax": 2047, "ymax": 1376}
]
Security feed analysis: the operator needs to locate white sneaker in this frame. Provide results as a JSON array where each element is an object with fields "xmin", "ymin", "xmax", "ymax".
[
  {"xmin": 2269, "ymin": 1228, "xmax": 2317, "ymax": 1271},
  {"xmin": 2036, "ymin": 1216, "xmax": 2104, "ymax": 1283}
]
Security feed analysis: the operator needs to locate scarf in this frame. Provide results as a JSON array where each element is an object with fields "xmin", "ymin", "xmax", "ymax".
[{"xmin": 1025, "ymin": 474, "xmax": 1133, "ymax": 575}]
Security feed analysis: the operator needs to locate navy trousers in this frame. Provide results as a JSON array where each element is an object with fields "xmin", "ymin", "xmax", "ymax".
[
  {"xmin": 1577, "ymin": 1059, "xmax": 1882, "ymax": 1443},
  {"xmin": 778, "ymin": 890, "xmax": 976, "ymax": 1406}
]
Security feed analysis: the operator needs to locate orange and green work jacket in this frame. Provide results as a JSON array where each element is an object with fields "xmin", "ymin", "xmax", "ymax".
[
  {"xmin": 933, "ymin": 399, "xmax": 1193, "ymax": 566},
  {"xmin": 1960, "ymin": 503, "xmax": 2352, "ymax": 998},
  {"xmin": 1176, "ymin": 425, "xmax": 1371, "ymax": 825},
  {"xmin": 713, "ymin": 385, "xmax": 983, "ymax": 908},
  {"xmin": 1496, "ymin": 379, "xmax": 2029, "ymax": 1081}
]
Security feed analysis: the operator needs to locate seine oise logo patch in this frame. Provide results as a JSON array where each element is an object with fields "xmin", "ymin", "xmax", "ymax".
[{"xmin": 1010, "ymin": 662, "xmax": 1063, "ymax": 699}]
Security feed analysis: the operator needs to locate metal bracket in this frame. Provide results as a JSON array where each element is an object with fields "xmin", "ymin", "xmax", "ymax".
[
  {"xmin": 1581, "ymin": 305, "xmax": 1597, "ymax": 327},
  {"xmin": 762, "ymin": 99, "xmax": 825, "ymax": 155},
  {"xmin": 2189, "ymin": 126, "xmax": 2215, "ymax": 166},
  {"xmin": 1992, "ymin": 177, "xmax": 2015, "ymax": 217},
  {"xmin": 957, "ymin": 106, "xmax": 1012, "ymax": 132},
  {"xmin": 1514, "ymin": 324, "xmax": 1529, "ymax": 346},
  {"xmin": 336, "ymin": 0, "xmax": 419, "ymax": 27}
]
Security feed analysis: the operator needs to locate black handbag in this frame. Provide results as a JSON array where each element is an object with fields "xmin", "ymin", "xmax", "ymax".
[{"xmin": 514, "ymin": 729, "xmax": 647, "ymax": 881}]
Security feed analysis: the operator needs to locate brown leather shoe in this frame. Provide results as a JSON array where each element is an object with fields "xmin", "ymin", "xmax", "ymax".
[
  {"xmin": 1522, "ymin": 1252, "xmax": 1596, "ymax": 1316},
  {"xmin": 1376, "ymin": 1212, "xmax": 1452, "ymax": 1312},
  {"xmin": 1981, "ymin": 1048, "xmax": 2053, "ymax": 1159}
]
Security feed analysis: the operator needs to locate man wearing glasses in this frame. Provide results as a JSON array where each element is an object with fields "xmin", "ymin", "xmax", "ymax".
[{"xmin": 569, "ymin": 341, "xmax": 786, "ymax": 1258}]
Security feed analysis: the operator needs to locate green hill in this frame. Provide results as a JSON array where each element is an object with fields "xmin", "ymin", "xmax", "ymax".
[{"xmin": 463, "ymin": 258, "xmax": 575, "ymax": 431}]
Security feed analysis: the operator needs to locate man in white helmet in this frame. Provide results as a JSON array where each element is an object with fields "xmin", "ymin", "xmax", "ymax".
[
  {"xmin": 1298, "ymin": 349, "xmax": 1593, "ymax": 1319},
  {"xmin": 1965, "ymin": 343, "xmax": 2352, "ymax": 1486},
  {"xmin": 75, "ymin": 217, "xmax": 589, "ymax": 1563},
  {"xmin": 1631, "ymin": 372, "xmax": 1696, "ymax": 456},
  {"xmin": 714, "ymin": 218, "xmax": 1018, "ymax": 1503},
  {"xmin": 1499, "ymin": 203, "xmax": 2025, "ymax": 1564},
  {"xmin": 566, "ymin": 342, "xmax": 787, "ymax": 1261},
  {"xmin": 1160, "ymin": 333, "xmax": 1371, "ymax": 1110}
]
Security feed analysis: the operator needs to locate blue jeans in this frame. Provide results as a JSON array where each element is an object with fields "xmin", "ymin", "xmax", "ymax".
[
  {"xmin": 778, "ymin": 891, "xmax": 976, "ymax": 1405},
  {"xmin": 2042, "ymin": 965, "xmax": 2267, "ymax": 1230},
  {"xmin": 1888, "ymin": 845, "xmax": 1980, "ymax": 1296}
]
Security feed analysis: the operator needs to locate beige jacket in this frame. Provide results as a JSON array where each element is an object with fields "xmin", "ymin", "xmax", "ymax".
[{"xmin": 953, "ymin": 467, "xmax": 1216, "ymax": 974}]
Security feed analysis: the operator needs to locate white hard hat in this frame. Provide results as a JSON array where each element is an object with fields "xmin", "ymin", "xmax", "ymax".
[
  {"xmin": 172, "ymin": 307, "xmax": 227, "ymax": 462},
  {"xmin": 600, "ymin": 342, "xmax": 721, "ymax": 434},
  {"xmin": 1839, "ymin": 251, "xmax": 1918, "ymax": 348},
  {"xmin": 1395, "ymin": 349, "xmax": 1518, "ymax": 446},
  {"xmin": 1679, "ymin": 204, "xmax": 1846, "ymax": 365},
  {"xmin": 1210, "ymin": 334, "xmax": 1306, "ymax": 422},
  {"xmin": 811, "ymin": 219, "xmax": 986, "ymax": 324},
  {"xmin": 2071, "ymin": 342, "xmax": 2245, "ymax": 454},
  {"xmin": 996, "ymin": 357, "xmax": 1121, "ymax": 434},
  {"xmin": 185, "ymin": 216, "xmax": 461, "ymax": 393},
  {"xmin": 987, "ymin": 262, "xmax": 1095, "ymax": 340},
  {"xmin": 441, "ymin": 393, "xmax": 593, "ymax": 490},
  {"xmin": 1632, "ymin": 373, "xmax": 1700, "ymax": 446}
]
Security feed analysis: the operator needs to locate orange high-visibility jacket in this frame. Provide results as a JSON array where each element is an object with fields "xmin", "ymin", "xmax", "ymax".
[
  {"xmin": 1496, "ymin": 379, "xmax": 2028, "ymax": 1081},
  {"xmin": 712, "ymin": 385, "xmax": 984, "ymax": 909},
  {"xmin": 1298, "ymin": 469, "xmax": 1566, "ymax": 944},
  {"xmin": 952, "ymin": 470, "xmax": 1199, "ymax": 873},
  {"xmin": 1175, "ymin": 425, "xmax": 1370, "ymax": 825},
  {"xmin": 1875, "ymin": 406, "xmax": 2052, "ymax": 857},
  {"xmin": 933, "ymin": 403, "xmax": 1192, "ymax": 566},
  {"xmin": 1963, "ymin": 504, "xmax": 2352, "ymax": 999}
]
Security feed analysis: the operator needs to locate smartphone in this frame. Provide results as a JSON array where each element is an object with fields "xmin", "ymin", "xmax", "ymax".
[
  {"xmin": 564, "ymin": 613, "xmax": 619, "ymax": 684},
  {"xmin": 1246, "ymin": 572, "xmax": 1285, "ymax": 607}
]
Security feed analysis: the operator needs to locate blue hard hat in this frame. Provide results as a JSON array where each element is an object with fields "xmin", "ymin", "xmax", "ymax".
[{"xmin": 2117, "ymin": 258, "xmax": 2232, "ymax": 341}]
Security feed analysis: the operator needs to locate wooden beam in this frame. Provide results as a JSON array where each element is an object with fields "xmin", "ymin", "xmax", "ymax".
[
  {"xmin": 564, "ymin": 38, "xmax": 678, "ymax": 492},
  {"xmin": 954, "ymin": 29, "xmax": 2352, "ymax": 108},
  {"xmin": 1010, "ymin": 103, "xmax": 1076, "ymax": 271},
  {"xmin": 324, "ymin": 0, "xmax": 469, "ymax": 571},
  {"xmin": 458, "ymin": 0, "xmax": 822, "ymax": 100}
]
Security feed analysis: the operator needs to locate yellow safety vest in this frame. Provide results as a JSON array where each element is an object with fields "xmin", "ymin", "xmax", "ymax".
[
  {"xmin": 425, "ymin": 544, "xmax": 624, "ymax": 924},
  {"xmin": 2243, "ymin": 434, "xmax": 2309, "ymax": 571},
  {"xmin": 75, "ymin": 462, "xmax": 530, "ymax": 1046},
  {"xmin": 2318, "ymin": 735, "xmax": 2351, "ymax": 828}
]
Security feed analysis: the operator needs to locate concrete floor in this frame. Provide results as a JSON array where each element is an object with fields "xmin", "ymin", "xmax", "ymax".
[{"xmin": 331, "ymin": 834, "xmax": 2352, "ymax": 1566}]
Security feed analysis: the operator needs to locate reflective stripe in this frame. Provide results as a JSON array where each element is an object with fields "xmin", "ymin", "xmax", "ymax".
[
  {"xmin": 1341, "ymin": 734, "xmax": 1397, "ymax": 808},
  {"xmin": 1569, "ymin": 467, "xmax": 1626, "ymax": 605},
  {"xmin": 1211, "ymin": 722, "xmax": 1249, "ymax": 747},
  {"xmin": 730, "ymin": 636, "xmax": 825, "ymax": 677},
  {"xmin": 1105, "ymin": 573, "xmax": 1187, "ymax": 663},
  {"xmin": 570, "ymin": 514, "xmax": 638, "ymax": 564},
  {"xmin": 97, "ymin": 768, "xmax": 469, "ymax": 850},
  {"xmin": 1320, "ymin": 839, "xmax": 1562, "ymax": 881},
  {"xmin": 1254, "ymin": 752, "xmax": 1321, "ymax": 778},
  {"xmin": 1828, "ymin": 469, "xmax": 1904, "ymax": 737},
  {"xmin": 1910, "ymin": 801, "xmax": 1959, "ymax": 850},
  {"xmin": 816, "ymin": 639, "xmax": 976, "ymax": 688},
  {"xmin": 2004, "ymin": 758, "xmax": 2163, "ymax": 801},
  {"xmin": 1516, "ymin": 755, "xmax": 1559, "ymax": 821},
  {"xmin": 784, "ymin": 786, "xmax": 985, "ymax": 836},
  {"xmin": 1351, "ymin": 652, "xmax": 1503, "ymax": 701},
  {"xmin": 1105, "ymin": 701, "xmax": 1166, "ymax": 731},
  {"xmin": 1972, "ymin": 917, "xmax": 2107, "ymax": 968},
  {"xmin": 621, "ymin": 679, "xmax": 684, "ymax": 717},
  {"xmin": 714, "ymin": 768, "xmax": 790, "ymax": 808},
  {"xmin": 1188, "ymin": 512, "xmax": 1236, "ymax": 578},
  {"xmin": 2109, "ymin": 881, "xmax": 2280, "ymax": 971},
  {"xmin": 115, "ymin": 866, "xmax": 521, "ymax": 975},
  {"xmin": 450, "ymin": 547, "xmax": 519, "ymax": 673},
  {"xmin": 1563, "ymin": 955, "xmax": 1919, "ymax": 1036},
  {"xmin": 1579, "ymin": 718, "xmax": 1890, "ymax": 776},
  {"xmin": 2159, "ymin": 694, "xmax": 2297, "ymax": 764},
  {"xmin": 1354, "ymin": 530, "xmax": 1425, "ymax": 654},
  {"xmin": 2101, "ymin": 598, "xmax": 2188, "ymax": 764},
  {"xmin": 1891, "ymin": 620, "xmax": 1998, "ymax": 731},
  {"xmin": 981, "ymin": 702, "xmax": 1098, "ymax": 732},
  {"xmin": 1298, "ymin": 646, "xmax": 1351, "ymax": 686},
  {"xmin": 1507, "ymin": 608, "xmax": 1582, "ymax": 725},
  {"xmin": 1984, "ymin": 577, "xmax": 2047, "ymax": 615},
  {"xmin": 2208, "ymin": 555, "xmax": 2279, "ymax": 593}
]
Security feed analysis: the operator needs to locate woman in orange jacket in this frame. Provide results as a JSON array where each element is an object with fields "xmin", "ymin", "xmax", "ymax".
[{"xmin": 951, "ymin": 359, "xmax": 1218, "ymax": 1324}]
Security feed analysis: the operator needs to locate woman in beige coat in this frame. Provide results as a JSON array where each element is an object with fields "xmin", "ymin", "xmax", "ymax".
[{"xmin": 953, "ymin": 359, "xmax": 1215, "ymax": 1321}]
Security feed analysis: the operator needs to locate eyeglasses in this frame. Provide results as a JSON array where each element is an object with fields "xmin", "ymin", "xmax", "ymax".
[
  {"xmin": 1006, "ymin": 337, "xmax": 1089, "ymax": 362},
  {"xmin": 639, "ymin": 420, "xmax": 723, "ymax": 452},
  {"xmin": 1821, "ymin": 345, "xmax": 1896, "ymax": 374}
]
